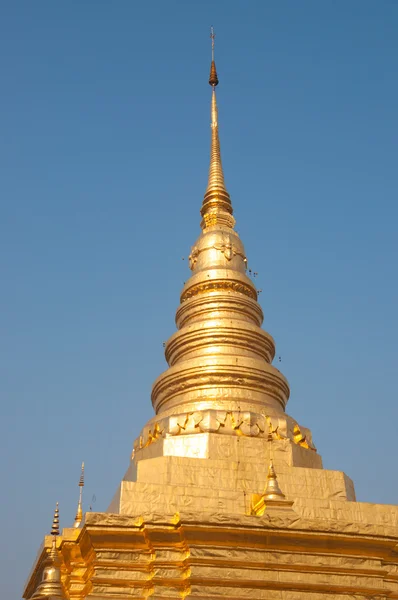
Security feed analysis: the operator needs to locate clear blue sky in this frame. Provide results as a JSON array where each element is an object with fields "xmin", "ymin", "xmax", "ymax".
[{"xmin": 1, "ymin": 2, "xmax": 397, "ymax": 597}]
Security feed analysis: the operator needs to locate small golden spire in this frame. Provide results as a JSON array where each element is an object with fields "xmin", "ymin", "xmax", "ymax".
[
  {"xmin": 201, "ymin": 27, "xmax": 233, "ymax": 226},
  {"xmin": 51, "ymin": 501, "xmax": 60, "ymax": 537},
  {"xmin": 263, "ymin": 460, "xmax": 286, "ymax": 501},
  {"xmin": 208, "ymin": 27, "xmax": 219, "ymax": 86},
  {"xmin": 74, "ymin": 462, "xmax": 84, "ymax": 528},
  {"xmin": 32, "ymin": 503, "xmax": 66, "ymax": 599}
]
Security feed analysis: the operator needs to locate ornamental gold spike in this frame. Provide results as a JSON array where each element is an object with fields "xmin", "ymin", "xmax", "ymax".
[
  {"xmin": 50, "ymin": 501, "xmax": 60, "ymax": 562},
  {"xmin": 32, "ymin": 503, "xmax": 66, "ymax": 599},
  {"xmin": 201, "ymin": 27, "xmax": 233, "ymax": 226},
  {"xmin": 263, "ymin": 460, "xmax": 286, "ymax": 500},
  {"xmin": 208, "ymin": 27, "xmax": 219, "ymax": 86},
  {"xmin": 74, "ymin": 461, "xmax": 84, "ymax": 528},
  {"xmin": 79, "ymin": 461, "xmax": 85, "ymax": 486},
  {"xmin": 51, "ymin": 502, "xmax": 60, "ymax": 537}
]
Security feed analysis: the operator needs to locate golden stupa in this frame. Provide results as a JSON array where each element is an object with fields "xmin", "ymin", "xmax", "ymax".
[{"xmin": 24, "ymin": 32, "xmax": 398, "ymax": 600}]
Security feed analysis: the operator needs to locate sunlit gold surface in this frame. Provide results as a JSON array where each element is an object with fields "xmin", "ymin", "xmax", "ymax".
[
  {"xmin": 25, "ymin": 492, "xmax": 398, "ymax": 599},
  {"xmin": 146, "ymin": 50, "xmax": 322, "ymax": 452},
  {"xmin": 24, "ymin": 35, "xmax": 398, "ymax": 600}
]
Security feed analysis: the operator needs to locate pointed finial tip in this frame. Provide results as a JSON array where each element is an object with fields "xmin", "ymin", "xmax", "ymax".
[
  {"xmin": 209, "ymin": 26, "xmax": 219, "ymax": 87},
  {"xmin": 51, "ymin": 502, "xmax": 60, "ymax": 537},
  {"xmin": 74, "ymin": 461, "xmax": 85, "ymax": 527},
  {"xmin": 79, "ymin": 461, "xmax": 85, "ymax": 487},
  {"xmin": 268, "ymin": 459, "xmax": 277, "ymax": 477},
  {"xmin": 210, "ymin": 26, "xmax": 215, "ymax": 51}
]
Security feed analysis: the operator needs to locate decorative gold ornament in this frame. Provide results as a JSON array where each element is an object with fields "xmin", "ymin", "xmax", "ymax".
[
  {"xmin": 133, "ymin": 409, "xmax": 317, "ymax": 453},
  {"xmin": 73, "ymin": 462, "xmax": 85, "ymax": 528},
  {"xmin": 263, "ymin": 459, "xmax": 286, "ymax": 500},
  {"xmin": 31, "ymin": 503, "xmax": 66, "ymax": 600}
]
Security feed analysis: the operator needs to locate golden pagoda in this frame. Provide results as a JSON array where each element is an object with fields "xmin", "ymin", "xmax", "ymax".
[{"xmin": 24, "ymin": 31, "xmax": 398, "ymax": 599}]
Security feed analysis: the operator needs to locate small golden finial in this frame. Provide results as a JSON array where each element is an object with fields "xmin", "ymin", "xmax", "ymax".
[
  {"xmin": 32, "ymin": 503, "xmax": 66, "ymax": 599},
  {"xmin": 251, "ymin": 460, "xmax": 289, "ymax": 516},
  {"xmin": 210, "ymin": 26, "xmax": 215, "ymax": 61},
  {"xmin": 51, "ymin": 502, "xmax": 60, "ymax": 537},
  {"xmin": 74, "ymin": 462, "xmax": 85, "ymax": 528},
  {"xmin": 263, "ymin": 460, "xmax": 286, "ymax": 501},
  {"xmin": 79, "ymin": 461, "xmax": 85, "ymax": 487},
  {"xmin": 49, "ymin": 502, "xmax": 60, "ymax": 560},
  {"xmin": 209, "ymin": 26, "xmax": 219, "ymax": 87}
]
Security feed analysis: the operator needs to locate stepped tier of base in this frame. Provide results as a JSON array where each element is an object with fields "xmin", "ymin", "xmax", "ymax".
[{"xmin": 24, "ymin": 434, "xmax": 398, "ymax": 599}]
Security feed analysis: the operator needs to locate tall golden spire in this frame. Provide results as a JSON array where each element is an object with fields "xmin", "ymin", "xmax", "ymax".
[
  {"xmin": 201, "ymin": 27, "xmax": 233, "ymax": 227},
  {"xmin": 32, "ymin": 503, "xmax": 67, "ymax": 599},
  {"xmin": 149, "ymin": 29, "xmax": 290, "ymax": 440},
  {"xmin": 74, "ymin": 461, "xmax": 85, "ymax": 528}
]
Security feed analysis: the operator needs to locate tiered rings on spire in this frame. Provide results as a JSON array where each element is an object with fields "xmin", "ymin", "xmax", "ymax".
[
  {"xmin": 208, "ymin": 60, "xmax": 219, "ymax": 86},
  {"xmin": 201, "ymin": 88, "xmax": 233, "ymax": 222},
  {"xmin": 150, "ymin": 30, "xmax": 290, "ymax": 420},
  {"xmin": 132, "ymin": 30, "xmax": 322, "ymax": 455},
  {"xmin": 51, "ymin": 502, "xmax": 60, "ymax": 536},
  {"xmin": 201, "ymin": 27, "xmax": 233, "ymax": 226}
]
